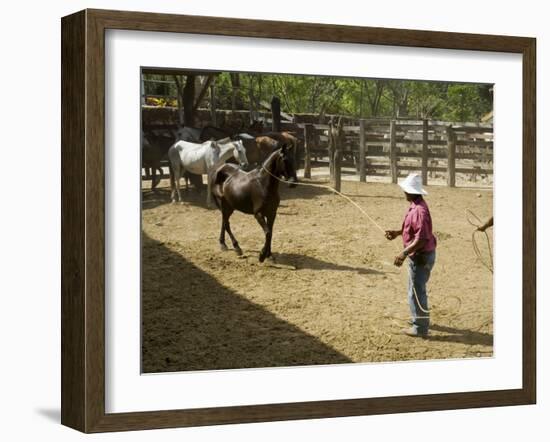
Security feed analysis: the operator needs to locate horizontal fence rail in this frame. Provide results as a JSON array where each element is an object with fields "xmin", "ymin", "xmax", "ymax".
[
  {"xmin": 291, "ymin": 118, "xmax": 493, "ymax": 188},
  {"xmin": 141, "ymin": 105, "xmax": 493, "ymax": 189}
]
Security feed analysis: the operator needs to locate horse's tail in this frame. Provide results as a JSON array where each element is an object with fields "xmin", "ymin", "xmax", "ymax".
[
  {"xmin": 210, "ymin": 170, "xmax": 225, "ymax": 210},
  {"xmin": 212, "ymin": 165, "xmax": 228, "ymax": 186},
  {"xmin": 210, "ymin": 164, "xmax": 239, "ymax": 209},
  {"xmin": 211, "ymin": 189, "xmax": 221, "ymax": 209}
]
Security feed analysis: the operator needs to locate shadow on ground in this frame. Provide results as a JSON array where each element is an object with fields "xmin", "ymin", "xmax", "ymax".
[
  {"xmin": 141, "ymin": 176, "xmax": 375, "ymax": 211},
  {"xmin": 268, "ymin": 252, "xmax": 385, "ymax": 274},
  {"xmin": 142, "ymin": 233, "xmax": 353, "ymax": 373},
  {"xmin": 141, "ymin": 186, "xmax": 208, "ymax": 211},
  {"xmin": 427, "ymin": 323, "xmax": 493, "ymax": 347}
]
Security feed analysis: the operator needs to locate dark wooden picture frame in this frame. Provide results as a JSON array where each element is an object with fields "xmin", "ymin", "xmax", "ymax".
[{"xmin": 61, "ymin": 8, "xmax": 536, "ymax": 433}]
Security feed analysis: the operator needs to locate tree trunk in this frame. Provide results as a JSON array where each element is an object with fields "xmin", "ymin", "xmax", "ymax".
[
  {"xmin": 210, "ymin": 80, "xmax": 217, "ymax": 126},
  {"xmin": 193, "ymin": 75, "xmax": 215, "ymax": 112},
  {"xmin": 173, "ymin": 75, "xmax": 185, "ymax": 128},
  {"xmin": 248, "ymin": 76, "xmax": 258, "ymax": 123},
  {"xmin": 230, "ymin": 73, "xmax": 242, "ymax": 110},
  {"xmin": 182, "ymin": 74, "xmax": 196, "ymax": 127},
  {"xmin": 271, "ymin": 96, "xmax": 281, "ymax": 132}
]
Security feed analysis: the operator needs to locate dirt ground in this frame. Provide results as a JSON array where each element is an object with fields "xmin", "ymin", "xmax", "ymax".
[{"xmin": 141, "ymin": 174, "xmax": 493, "ymax": 373}]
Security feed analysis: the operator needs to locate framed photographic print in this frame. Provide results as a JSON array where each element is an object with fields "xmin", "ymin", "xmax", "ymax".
[{"xmin": 61, "ymin": 9, "xmax": 536, "ymax": 433}]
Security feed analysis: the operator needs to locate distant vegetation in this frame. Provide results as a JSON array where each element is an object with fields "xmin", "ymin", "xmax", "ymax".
[{"xmin": 143, "ymin": 72, "xmax": 493, "ymax": 122}]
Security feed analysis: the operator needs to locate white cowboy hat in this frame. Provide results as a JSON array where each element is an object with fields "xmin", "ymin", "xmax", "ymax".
[{"xmin": 398, "ymin": 173, "xmax": 428, "ymax": 195}]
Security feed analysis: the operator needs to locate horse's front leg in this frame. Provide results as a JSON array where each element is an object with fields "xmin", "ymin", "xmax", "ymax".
[
  {"xmin": 265, "ymin": 211, "xmax": 277, "ymax": 259},
  {"xmin": 254, "ymin": 212, "xmax": 271, "ymax": 262},
  {"xmin": 219, "ymin": 210, "xmax": 228, "ymax": 251}
]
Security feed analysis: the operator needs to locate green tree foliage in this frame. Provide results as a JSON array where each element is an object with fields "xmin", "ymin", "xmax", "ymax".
[
  {"xmin": 442, "ymin": 84, "xmax": 492, "ymax": 121},
  {"xmin": 142, "ymin": 72, "xmax": 493, "ymax": 122}
]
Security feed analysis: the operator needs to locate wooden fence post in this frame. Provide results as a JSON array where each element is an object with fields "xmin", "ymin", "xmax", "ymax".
[
  {"xmin": 328, "ymin": 118, "xmax": 335, "ymax": 180},
  {"xmin": 334, "ymin": 132, "xmax": 342, "ymax": 192},
  {"xmin": 174, "ymin": 75, "xmax": 185, "ymax": 128},
  {"xmin": 359, "ymin": 119, "xmax": 366, "ymax": 182},
  {"xmin": 389, "ymin": 120, "xmax": 398, "ymax": 184},
  {"xmin": 446, "ymin": 125, "xmax": 456, "ymax": 187},
  {"xmin": 422, "ymin": 119, "xmax": 428, "ymax": 185},
  {"xmin": 303, "ymin": 124, "xmax": 312, "ymax": 179}
]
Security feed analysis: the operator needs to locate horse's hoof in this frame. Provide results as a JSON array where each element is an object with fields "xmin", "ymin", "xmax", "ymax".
[
  {"xmin": 259, "ymin": 253, "xmax": 266, "ymax": 263},
  {"xmin": 235, "ymin": 247, "xmax": 243, "ymax": 256},
  {"xmin": 220, "ymin": 244, "xmax": 228, "ymax": 251}
]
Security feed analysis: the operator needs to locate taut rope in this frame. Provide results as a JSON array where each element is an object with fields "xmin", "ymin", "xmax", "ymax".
[
  {"xmin": 262, "ymin": 166, "xmax": 386, "ymax": 233},
  {"xmin": 262, "ymin": 167, "xmax": 431, "ymax": 315}
]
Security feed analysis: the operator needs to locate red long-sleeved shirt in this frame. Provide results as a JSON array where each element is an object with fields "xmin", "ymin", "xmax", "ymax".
[{"xmin": 401, "ymin": 198, "xmax": 437, "ymax": 255}]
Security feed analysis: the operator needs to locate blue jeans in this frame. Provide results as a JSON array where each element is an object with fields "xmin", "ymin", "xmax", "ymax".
[{"xmin": 407, "ymin": 250, "xmax": 436, "ymax": 335}]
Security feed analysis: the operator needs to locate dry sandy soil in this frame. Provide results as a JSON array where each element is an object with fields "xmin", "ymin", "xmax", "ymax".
[{"xmin": 141, "ymin": 174, "xmax": 493, "ymax": 373}]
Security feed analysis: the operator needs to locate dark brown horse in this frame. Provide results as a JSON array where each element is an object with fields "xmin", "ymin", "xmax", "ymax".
[{"xmin": 211, "ymin": 145, "xmax": 298, "ymax": 262}]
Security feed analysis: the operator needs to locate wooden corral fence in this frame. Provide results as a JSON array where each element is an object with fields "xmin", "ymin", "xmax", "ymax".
[
  {"xmin": 141, "ymin": 100, "xmax": 493, "ymax": 192},
  {"xmin": 290, "ymin": 118, "xmax": 493, "ymax": 190}
]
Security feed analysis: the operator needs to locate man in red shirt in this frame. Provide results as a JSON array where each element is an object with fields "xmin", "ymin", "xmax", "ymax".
[{"xmin": 385, "ymin": 173, "xmax": 437, "ymax": 337}]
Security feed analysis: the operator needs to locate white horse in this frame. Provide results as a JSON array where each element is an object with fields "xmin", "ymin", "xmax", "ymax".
[{"xmin": 168, "ymin": 138, "xmax": 248, "ymax": 206}]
